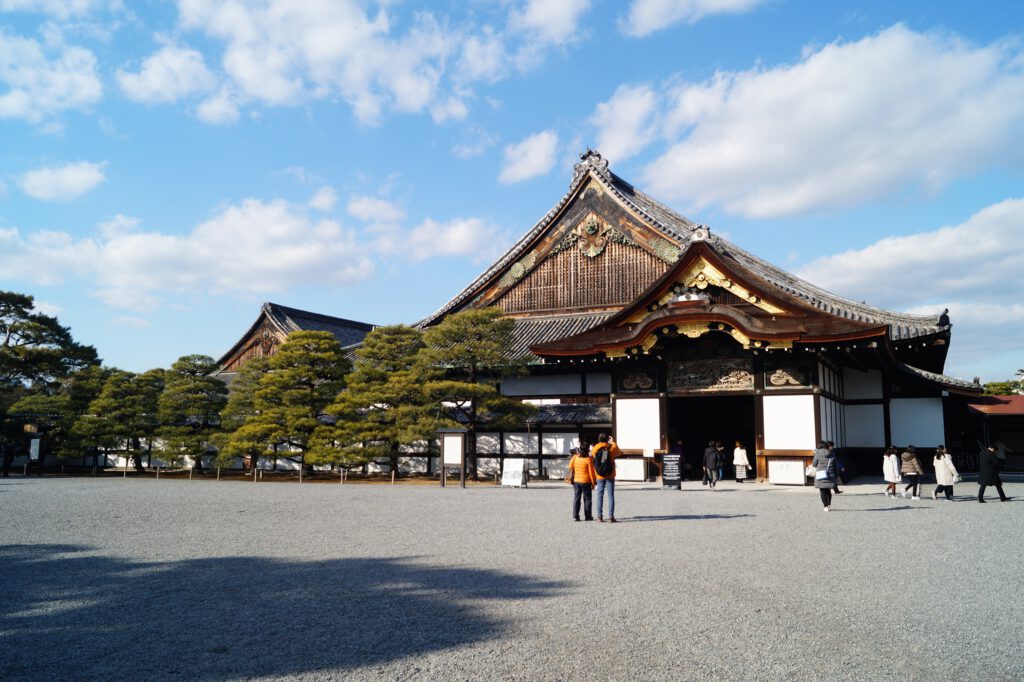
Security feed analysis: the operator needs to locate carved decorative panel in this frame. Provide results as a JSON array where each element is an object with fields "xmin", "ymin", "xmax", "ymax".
[
  {"xmin": 618, "ymin": 370, "xmax": 656, "ymax": 392},
  {"xmin": 668, "ymin": 359, "xmax": 754, "ymax": 393},
  {"xmin": 766, "ymin": 366, "xmax": 808, "ymax": 388},
  {"xmin": 496, "ymin": 241, "xmax": 669, "ymax": 314}
]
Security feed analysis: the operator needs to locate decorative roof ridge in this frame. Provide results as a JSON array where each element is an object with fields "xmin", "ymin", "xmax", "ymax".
[
  {"xmin": 267, "ymin": 302, "xmax": 376, "ymax": 331},
  {"xmin": 215, "ymin": 301, "xmax": 286, "ymax": 369},
  {"xmin": 717, "ymin": 241, "xmax": 946, "ymax": 335}
]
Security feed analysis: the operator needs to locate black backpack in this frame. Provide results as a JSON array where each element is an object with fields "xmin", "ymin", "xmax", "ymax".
[{"xmin": 593, "ymin": 444, "xmax": 613, "ymax": 477}]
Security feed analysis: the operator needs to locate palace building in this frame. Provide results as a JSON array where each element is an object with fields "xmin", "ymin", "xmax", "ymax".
[{"xmin": 220, "ymin": 150, "xmax": 984, "ymax": 482}]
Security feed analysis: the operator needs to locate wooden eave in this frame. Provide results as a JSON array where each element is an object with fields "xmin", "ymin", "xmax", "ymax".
[
  {"xmin": 531, "ymin": 240, "xmax": 888, "ymax": 357},
  {"xmin": 216, "ymin": 305, "xmax": 290, "ymax": 370}
]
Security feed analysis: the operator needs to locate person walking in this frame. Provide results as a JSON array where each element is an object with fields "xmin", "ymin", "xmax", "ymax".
[
  {"xmin": 900, "ymin": 445, "xmax": 924, "ymax": 500},
  {"xmin": 932, "ymin": 445, "xmax": 959, "ymax": 501},
  {"xmin": 733, "ymin": 440, "xmax": 750, "ymax": 483},
  {"xmin": 882, "ymin": 446, "xmax": 901, "ymax": 497},
  {"xmin": 716, "ymin": 441, "xmax": 726, "ymax": 482},
  {"xmin": 592, "ymin": 433, "xmax": 621, "ymax": 523},
  {"xmin": 828, "ymin": 441, "xmax": 844, "ymax": 494},
  {"xmin": 978, "ymin": 443, "xmax": 1010, "ymax": 503},
  {"xmin": 566, "ymin": 446, "xmax": 597, "ymax": 521},
  {"xmin": 703, "ymin": 440, "xmax": 721, "ymax": 490},
  {"xmin": 812, "ymin": 441, "xmax": 836, "ymax": 511}
]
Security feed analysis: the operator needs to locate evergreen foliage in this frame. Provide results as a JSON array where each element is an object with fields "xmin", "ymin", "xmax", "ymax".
[
  {"xmin": 73, "ymin": 368, "xmax": 165, "ymax": 472},
  {"xmin": 223, "ymin": 331, "xmax": 349, "ymax": 474},
  {"xmin": 158, "ymin": 355, "xmax": 227, "ymax": 470},
  {"xmin": 311, "ymin": 325, "xmax": 441, "ymax": 473},
  {"xmin": 983, "ymin": 369, "xmax": 1024, "ymax": 395},
  {"xmin": 213, "ymin": 356, "xmax": 269, "ymax": 468},
  {"xmin": 419, "ymin": 308, "xmax": 534, "ymax": 478}
]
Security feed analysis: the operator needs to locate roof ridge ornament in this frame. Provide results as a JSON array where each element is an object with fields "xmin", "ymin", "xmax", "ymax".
[
  {"xmin": 572, "ymin": 148, "xmax": 611, "ymax": 187},
  {"xmin": 690, "ymin": 224, "xmax": 711, "ymax": 242}
]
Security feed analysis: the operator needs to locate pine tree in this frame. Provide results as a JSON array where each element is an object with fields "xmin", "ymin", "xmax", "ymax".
[
  {"xmin": 214, "ymin": 356, "xmax": 269, "ymax": 469},
  {"xmin": 420, "ymin": 308, "xmax": 534, "ymax": 479},
  {"xmin": 158, "ymin": 355, "xmax": 227, "ymax": 470},
  {"xmin": 224, "ymin": 331, "xmax": 348, "ymax": 476},
  {"xmin": 311, "ymin": 325, "xmax": 441, "ymax": 475}
]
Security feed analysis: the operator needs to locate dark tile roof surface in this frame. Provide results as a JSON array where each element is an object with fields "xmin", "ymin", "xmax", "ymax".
[{"xmin": 526, "ymin": 404, "xmax": 613, "ymax": 425}]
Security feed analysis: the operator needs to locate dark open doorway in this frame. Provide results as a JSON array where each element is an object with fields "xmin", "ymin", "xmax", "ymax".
[{"xmin": 668, "ymin": 396, "xmax": 756, "ymax": 480}]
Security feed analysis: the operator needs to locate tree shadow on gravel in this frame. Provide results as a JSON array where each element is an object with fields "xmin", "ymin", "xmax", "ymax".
[
  {"xmin": 623, "ymin": 513, "xmax": 754, "ymax": 522},
  {"xmin": 0, "ymin": 544, "xmax": 566, "ymax": 681}
]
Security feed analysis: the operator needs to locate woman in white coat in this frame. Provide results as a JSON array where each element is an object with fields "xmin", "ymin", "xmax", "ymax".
[
  {"xmin": 882, "ymin": 447, "xmax": 901, "ymax": 497},
  {"xmin": 933, "ymin": 445, "xmax": 959, "ymax": 501},
  {"xmin": 733, "ymin": 440, "xmax": 750, "ymax": 483}
]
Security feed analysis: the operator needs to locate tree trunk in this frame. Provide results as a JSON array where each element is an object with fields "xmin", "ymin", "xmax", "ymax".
[{"xmin": 131, "ymin": 438, "xmax": 144, "ymax": 473}]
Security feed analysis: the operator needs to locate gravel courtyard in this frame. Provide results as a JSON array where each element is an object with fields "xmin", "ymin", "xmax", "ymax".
[{"xmin": 1, "ymin": 476, "xmax": 1021, "ymax": 681}]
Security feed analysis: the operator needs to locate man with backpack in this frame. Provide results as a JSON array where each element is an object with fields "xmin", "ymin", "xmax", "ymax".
[{"xmin": 592, "ymin": 433, "xmax": 622, "ymax": 523}]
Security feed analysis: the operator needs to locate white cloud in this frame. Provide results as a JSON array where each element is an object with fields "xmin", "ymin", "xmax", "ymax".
[
  {"xmin": 32, "ymin": 300, "xmax": 63, "ymax": 316},
  {"xmin": 499, "ymin": 129, "xmax": 559, "ymax": 184},
  {"xmin": 452, "ymin": 129, "xmax": 498, "ymax": 159},
  {"xmin": 0, "ymin": 28, "xmax": 102, "ymax": 124},
  {"xmin": 97, "ymin": 213, "xmax": 139, "ymax": 239},
  {"xmin": 20, "ymin": 161, "xmax": 106, "ymax": 201},
  {"xmin": 0, "ymin": 0, "xmax": 104, "ymax": 20},
  {"xmin": 0, "ymin": 226, "xmax": 99, "ymax": 285},
  {"xmin": 797, "ymin": 198, "xmax": 1024, "ymax": 381},
  {"xmin": 176, "ymin": 1, "xmax": 458, "ymax": 125},
  {"xmin": 346, "ymin": 195, "xmax": 405, "ymax": 225},
  {"xmin": 113, "ymin": 316, "xmax": 151, "ymax": 329},
  {"xmin": 196, "ymin": 87, "xmax": 239, "ymax": 124},
  {"xmin": 510, "ymin": 0, "xmax": 592, "ymax": 45},
  {"xmin": 589, "ymin": 83, "xmax": 659, "ymax": 164},
  {"xmin": 639, "ymin": 25, "xmax": 1024, "ymax": 218},
  {"xmin": 621, "ymin": 0, "xmax": 768, "ymax": 37},
  {"xmin": 407, "ymin": 217, "xmax": 504, "ymax": 262},
  {"xmin": 117, "ymin": 44, "xmax": 215, "ymax": 103},
  {"xmin": 0, "ymin": 198, "xmax": 375, "ymax": 310},
  {"xmin": 456, "ymin": 30, "xmax": 507, "ymax": 84},
  {"xmin": 309, "ymin": 186, "xmax": 337, "ymax": 212}
]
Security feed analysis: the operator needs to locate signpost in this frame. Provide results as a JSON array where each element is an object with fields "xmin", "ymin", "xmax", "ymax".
[
  {"xmin": 500, "ymin": 458, "xmax": 527, "ymax": 488},
  {"xmin": 439, "ymin": 428, "xmax": 466, "ymax": 489},
  {"xmin": 662, "ymin": 451, "xmax": 681, "ymax": 489}
]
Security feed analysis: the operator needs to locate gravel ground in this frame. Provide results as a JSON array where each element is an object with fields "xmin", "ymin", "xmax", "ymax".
[{"xmin": 1, "ymin": 475, "xmax": 1021, "ymax": 681}]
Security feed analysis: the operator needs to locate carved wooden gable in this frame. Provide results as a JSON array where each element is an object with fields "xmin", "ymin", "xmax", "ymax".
[
  {"xmin": 220, "ymin": 321, "xmax": 285, "ymax": 372},
  {"xmin": 487, "ymin": 181, "xmax": 677, "ymax": 315}
]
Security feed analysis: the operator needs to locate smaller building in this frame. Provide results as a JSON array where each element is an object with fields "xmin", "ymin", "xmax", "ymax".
[{"xmin": 215, "ymin": 302, "xmax": 375, "ymax": 383}]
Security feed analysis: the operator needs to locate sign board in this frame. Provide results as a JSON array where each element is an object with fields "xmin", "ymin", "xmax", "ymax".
[
  {"xmin": 767, "ymin": 458, "xmax": 806, "ymax": 485},
  {"xmin": 662, "ymin": 453, "xmax": 681, "ymax": 489},
  {"xmin": 615, "ymin": 458, "xmax": 645, "ymax": 481},
  {"xmin": 29, "ymin": 438, "xmax": 40, "ymax": 461},
  {"xmin": 442, "ymin": 434, "xmax": 464, "ymax": 466},
  {"xmin": 614, "ymin": 397, "xmax": 661, "ymax": 452},
  {"xmin": 501, "ymin": 458, "xmax": 527, "ymax": 488}
]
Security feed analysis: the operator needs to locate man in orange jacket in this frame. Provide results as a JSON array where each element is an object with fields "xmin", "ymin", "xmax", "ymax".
[{"xmin": 592, "ymin": 433, "xmax": 622, "ymax": 522}]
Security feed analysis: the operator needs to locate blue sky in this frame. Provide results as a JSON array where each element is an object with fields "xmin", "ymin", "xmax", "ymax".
[{"xmin": 2, "ymin": 0, "xmax": 1022, "ymax": 382}]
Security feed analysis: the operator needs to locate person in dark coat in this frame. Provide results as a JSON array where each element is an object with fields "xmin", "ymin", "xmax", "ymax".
[
  {"xmin": 811, "ymin": 441, "xmax": 837, "ymax": 511},
  {"xmin": 703, "ymin": 440, "xmax": 721, "ymax": 490},
  {"xmin": 978, "ymin": 444, "xmax": 1010, "ymax": 503}
]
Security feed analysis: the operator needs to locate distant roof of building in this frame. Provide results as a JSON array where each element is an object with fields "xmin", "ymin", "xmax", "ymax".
[
  {"xmin": 216, "ymin": 302, "xmax": 375, "ymax": 370},
  {"xmin": 967, "ymin": 395, "xmax": 1024, "ymax": 416}
]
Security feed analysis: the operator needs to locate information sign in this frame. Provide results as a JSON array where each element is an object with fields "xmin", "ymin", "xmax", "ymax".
[
  {"xmin": 501, "ymin": 458, "xmax": 527, "ymax": 488},
  {"xmin": 662, "ymin": 453, "xmax": 681, "ymax": 489}
]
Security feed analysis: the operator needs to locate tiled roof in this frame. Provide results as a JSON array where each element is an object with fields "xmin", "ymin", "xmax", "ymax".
[
  {"xmin": 420, "ymin": 150, "xmax": 949, "ymax": 343},
  {"xmin": 967, "ymin": 395, "xmax": 1024, "ymax": 416},
  {"xmin": 507, "ymin": 312, "xmax": 615, "ymax": 361},
  {"xmin": 903, "ymin": 364, "xmax": 983, "ymax": 392},
  {"xmin": 217, "ymin": 302, "xmax": 375, "ymax": 369}
]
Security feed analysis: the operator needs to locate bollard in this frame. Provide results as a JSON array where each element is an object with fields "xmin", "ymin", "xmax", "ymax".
[
  {"xmin": 156, "ymin": 466, "xmax": 160, "ymax": 479},
  {"xmin": 391, "ymin": 470, "xmax": 396, "ymax": 485},
  {"xmin": 189, "ymin": 468, "xmax": 193, "ymax": 480},
  {"xmin": 217, "ymin": 467, "xmax": 221, "ymax": 481},
  {"xmin": 340, "ymin": 469, "xmax": 343, "ymax": 484},
  {"xmin": 253, "ymin": 466, "xmax": 257, "ymax": 482}
]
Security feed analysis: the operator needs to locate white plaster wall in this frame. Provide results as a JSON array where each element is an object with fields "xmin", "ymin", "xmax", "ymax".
[
  {"xmin": 477, "ymin": 457, "xmax": 501, "ymax": 475},
  {"xmin": 845, "ymin": 404, "xmax": 885, "ymax": 447},
  {"xmin": 501, "ymin": 374, "xmax": 581, "ymax": 396},
  {"xmin": 615, "ymin": 397, "xmax": 661, "ymax": 451},
  {"xmin": 762, "ymin": 395, "xmax": 816, "ymax": 450},
  {"xmin": 542, "ymin": 433, "xmax": 577, "ymax": 455},
  {"xmin": 476, "ymin": 433, "xmax": 501, "ymax": 454},
  {"xmin": 586, "ymin": 373, "xmax": 612, "ymax": 394},
  {"xmin": 844, "ymin": 368, "xmax": 882, "ymax": 399},
  {"xmin": 503, "ymin": 433, "xmax": 539, "ymax": 454},
  {"xmin": 546, "ymin": 458, "xmax": 569, "ymax": 478},
  {"xmin": 890, "ymin": 398, "xmax": 945, "ymax": 447}
]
